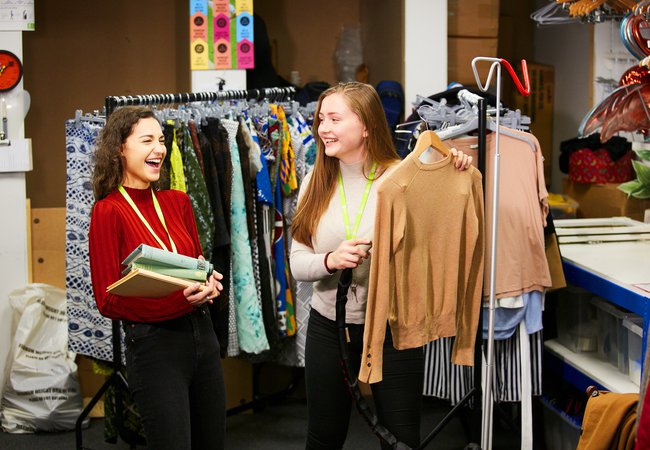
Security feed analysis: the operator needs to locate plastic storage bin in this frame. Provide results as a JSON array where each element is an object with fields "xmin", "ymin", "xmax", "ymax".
[
  {"xmin": 592, "ymin": 297, "xmax": 637, "ymax": 375},
  {"xmin": 541, "ymin": 396, "xmax": 581, "ymax": 450},
  {"xmin": 623, "ymin": 318, "xmax": 644, "ymax": 386},
  {"xmin": 557, "ymin": 287, "xmax": 598, "ymax": 353},
  {"xmin": 548, "ymin": 193, "xmax": 579, "ymax": 220}
]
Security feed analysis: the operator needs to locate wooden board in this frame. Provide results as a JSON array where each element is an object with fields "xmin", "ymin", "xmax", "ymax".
[{"xmin": 30, "ymin": 207, "xmax": 66, "ymax": 289}]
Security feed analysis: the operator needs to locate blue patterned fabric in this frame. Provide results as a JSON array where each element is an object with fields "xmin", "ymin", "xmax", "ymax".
[
  {"xmin": 65, "ymin": 120, "xmax": 117, "ymax": 362},
  {"xmin": 273, "ymin": 179, "xmax": 292, "ymax": 337},
  {"xmin": 294, "ymin": 111, "xmax": 316, "ymax": 168},
  {"xmin": 247, "ymin": 119, "xmax": 273, "ymax": 205},
  {"xmin": 221, "ymin": 118, "xmax": 270, "ymax": 354},
  {"xmin": 276, "ymin": 117, "xmax": 310, "ymax": 364}
]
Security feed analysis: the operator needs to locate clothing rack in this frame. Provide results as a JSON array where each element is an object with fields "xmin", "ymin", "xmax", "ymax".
[
  {"xmin": 472, "ymin": 57, "xmax": 531, "ymax": 450},
  {"xmin": 104, "ymin": 86, "xmax": 296, "ymax": 116},
  {"xmin": 421, "ymin": 62, "xmax": 529, "ymax": 446},
  {"xmin": 75, "ymin": 85, "xmax": 297, "ymax": 450},
  {"xmin": 417, "ymin": 98, "xmax": 488, "ymax": 449}
]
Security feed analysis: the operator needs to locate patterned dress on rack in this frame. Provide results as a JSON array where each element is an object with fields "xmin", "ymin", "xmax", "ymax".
[
  {"xmin": 422, "ymin": 330, "xmax": 543, "ymax": 404},
  {"xmin": 221, "ymin": 118, "xmax": 270, "ymax": 354},
  {"xmin": 236, "ymin": 119, "xmax": 267, "ymax": 343},
  {"xmin": 65, "ymin": 119, "xmax": 118, "ymax": 362},
  {"xmin": 168, "ymin": 123, "xmax": 186, "ymax": 192},
  {"xmin": 277, "ymin": 115, "xmax": 313, "ymax": 366},
  {"xmin": 179, "ymin": 123, "xmax": 214, "ymax": 261},
  {"xmin": 248, "ymin": 118, "xmax": 280, "ymax": 346}
]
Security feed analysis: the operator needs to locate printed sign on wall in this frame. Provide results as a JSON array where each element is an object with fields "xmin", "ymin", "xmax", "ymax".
[
  {"xmin": 0, "ymin": 0, "xmax": 35, "ymax": 31},
  {"xmin": 190, "ymin": 0, "xmax": 254, "ymax": 70}
]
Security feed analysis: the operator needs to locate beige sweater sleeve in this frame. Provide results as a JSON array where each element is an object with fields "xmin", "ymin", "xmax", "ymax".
[
  {"xmin": 358, "ymin": 179, "xmax": 405, "ymax": 384},
  {"xmin": 288, "ymin": 171, "xmax": 333, "ymax": 282},
  {"xmin": 451, "ymin": 172, "xmax": 485, "ymax": 365}
]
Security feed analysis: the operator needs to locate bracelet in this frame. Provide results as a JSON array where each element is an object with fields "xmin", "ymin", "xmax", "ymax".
[{"xmin": 324, "ymin": 251, "xmax": 337, "ymax": 274}]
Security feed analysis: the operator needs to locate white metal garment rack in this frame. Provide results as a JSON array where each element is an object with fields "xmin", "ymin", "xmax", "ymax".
[{"xmin": 470, "ymin": 56, "xmax": 531, "ymax": 450}]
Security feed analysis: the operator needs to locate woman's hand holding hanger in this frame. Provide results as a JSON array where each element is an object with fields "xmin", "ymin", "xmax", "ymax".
[
  {"xmin": 326, "ymin": 238, "xmax": 372, "ymax": 271},
  {"xmin": 450, "ymin": 148, "xmax": 473, "ymax": 171}
]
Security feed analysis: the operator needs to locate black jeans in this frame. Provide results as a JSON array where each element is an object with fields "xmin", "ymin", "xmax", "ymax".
[
  {"xmin": 305, "ymin": 309, "xmax": 424, "ymax": 450},
  {"xmin": 124, "ymin": 305, "xmax": 226, "ymax": 450}
]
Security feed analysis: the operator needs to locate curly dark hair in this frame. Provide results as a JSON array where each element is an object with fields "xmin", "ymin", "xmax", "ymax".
[{"xmin": 92, "ymin": 106, "xmax": 168, "ymax": 200}]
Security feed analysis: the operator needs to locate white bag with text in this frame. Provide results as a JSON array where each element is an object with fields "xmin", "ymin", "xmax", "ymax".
[{"xmin": 1, "ymin": 284, "xmax": 84, "ymax": 433}]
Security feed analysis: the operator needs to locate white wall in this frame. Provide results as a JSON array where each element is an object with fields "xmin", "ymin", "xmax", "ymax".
[
  {"xmin": 534, "ymin": 22, "xmax": 593, "ymax": 193},
  {"xmin": 592, "ymin": 21, "xmax": 637, "ymax": 105},
  {"xmin": 403, "ymin": 0, "xmax": 447, "ymax": 115},
  {"xmin": 0, "ymin": 31, "xmax": 30, "ymax": 394}
]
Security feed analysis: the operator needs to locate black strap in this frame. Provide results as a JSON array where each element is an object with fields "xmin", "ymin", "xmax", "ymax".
[{"xmin": 334, "ymin": 268, "xmax": 413, "ymax": 450}]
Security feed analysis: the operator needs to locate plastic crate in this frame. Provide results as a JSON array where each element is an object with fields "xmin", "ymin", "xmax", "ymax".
[
  {"xmin": 556, "ymin": 287, "xmax": 598, "ymax": 353},
  {"xmin": 592, "ymin": 297, "xmax": 638, "ymax": 375},
  {"xmin": 623, "ymin": 318, "xmax": 644, "ymax": 386},
  {"xmin": 541, "ymin": 396, "xmax": 581, "ymax": 450}
]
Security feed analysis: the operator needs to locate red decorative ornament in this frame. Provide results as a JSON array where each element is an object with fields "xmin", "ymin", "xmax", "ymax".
[{"xmin": 619, "ymin": 65, "xmax": 650, "ymax": 86}]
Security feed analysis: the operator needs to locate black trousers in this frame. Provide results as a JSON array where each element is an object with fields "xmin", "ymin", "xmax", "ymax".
[
  {"xmin": 124, "ymin": 305, "xmax": 226, "ymax": 450},
  {"xmin": 305, "ymin": 309, "xmax": 424, "ymax": 450}
]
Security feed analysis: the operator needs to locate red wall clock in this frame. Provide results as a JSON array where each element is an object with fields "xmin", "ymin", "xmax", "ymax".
[{"xmin": 0, "ymin": 50, "xmax": 23, "ymax": 92}]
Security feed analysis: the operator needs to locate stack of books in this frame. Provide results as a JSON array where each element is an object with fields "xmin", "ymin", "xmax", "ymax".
[{"xmin": 106, "ymin": 244, "xmax": 214, "ymax": 297}]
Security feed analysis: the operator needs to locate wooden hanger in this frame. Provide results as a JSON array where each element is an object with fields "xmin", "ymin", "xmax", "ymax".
[{"xmin": 413, "ymin": 130, "xmax": 449, "ymax": 163}]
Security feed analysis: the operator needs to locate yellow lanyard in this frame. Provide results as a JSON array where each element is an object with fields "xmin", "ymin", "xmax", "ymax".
[
  {"xmin": 337, "ymin": 162, "xmax": 378, "ymax": 240},
  {"xmin": 118, "ymin": 185, "xmax": 178, "ymax": 253}
]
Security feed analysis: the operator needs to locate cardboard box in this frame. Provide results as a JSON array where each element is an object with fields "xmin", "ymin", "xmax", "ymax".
[
  {"xmin": 514, "ymin": 63, "xmax": 554, "ymax": 187},
  {"xmin": 77, "ymin": 355, "xmax": 106, "ymax": 418},
  {"xmin": 448, "ymin": 0, "xmax": 499, "ymax": 37},
  {"xmin": 448, "ymin": 37, "xmax": 498, "ymax": 86},
  {"xmin": 30, "ymin": 207, "xmax": 66, "ymax": 289},
  {"xmin": 562, "ymin": 179, "xmax": 650, "ymax": 221},
  {"xmin": 222, "ymin": 357, "xmax": 253, "ymax": 409}
]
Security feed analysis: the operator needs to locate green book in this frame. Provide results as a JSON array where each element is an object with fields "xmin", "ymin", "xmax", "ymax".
[
  {"xmin": 121, "ymin": 244, "xmax": 213, "ymax": 274},
  {"xmin": 122, "ymin": 262, "xmax": 207, "ymax": 282}
]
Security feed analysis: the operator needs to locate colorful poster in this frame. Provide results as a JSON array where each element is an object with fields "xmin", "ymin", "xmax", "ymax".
[
  {"xmin": 235, "ymin": 0, "xmax": 254, "ymax": 68},
  {"xmin": 190, "ymin": 1, "xmax": 209, "ymax": 70},
  {"xmin": 190, "ymin": 0, "xmax": 253, "ymax": 70}
]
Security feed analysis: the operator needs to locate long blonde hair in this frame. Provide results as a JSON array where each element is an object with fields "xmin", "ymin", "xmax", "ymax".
[{"xmin": 292, "ymin": 82, "xmax": 400, "ymax": 246}]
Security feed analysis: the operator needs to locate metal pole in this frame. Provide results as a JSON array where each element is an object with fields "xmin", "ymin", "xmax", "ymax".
[{"xmin": 480, "ymin": 62, "xmax": 501, "ymax": 450}]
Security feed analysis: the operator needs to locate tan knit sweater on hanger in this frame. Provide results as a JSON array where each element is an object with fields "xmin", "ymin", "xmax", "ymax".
[{"xmin": 359, "ymin": 152, "xmax": 485, "ymax": 384}]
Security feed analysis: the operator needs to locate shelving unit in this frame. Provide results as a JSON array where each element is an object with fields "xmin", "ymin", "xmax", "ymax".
[
  {"xmin": 549, "ymin": 218, "xmax": 650, "ymax": 393},
  {"xmin": 545, "ymin": 339, "xmax": 639, "ymax": 393}
]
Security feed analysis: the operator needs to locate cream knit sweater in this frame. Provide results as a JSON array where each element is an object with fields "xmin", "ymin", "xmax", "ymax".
[{"xmin": 289, "ymin": 159, "xmax": 387, "ymax": 324}]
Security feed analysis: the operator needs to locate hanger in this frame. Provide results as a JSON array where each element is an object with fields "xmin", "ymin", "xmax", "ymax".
[
  {"xmin": 413, "ymin": 129, "xmax": 450, "ymax": 163},
  {"xmin": 435, "ymin": 115, "xmax": 536, "ymax": 151},
  {"xmin": 500, "ymin": 109, "xmax": 531, "ymax": 131},
  {"xmin": 530, "ymin": 1, "xmax": 581, "ymax": 25},
  {"xmin": 74, "ymin": 109, "xmax": 106, "ymax": 127}
]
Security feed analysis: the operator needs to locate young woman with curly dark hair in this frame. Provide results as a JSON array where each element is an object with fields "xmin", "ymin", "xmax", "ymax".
[{"xmin": 89, "ymin": 106, "xmax": 226, "ymax": 450}]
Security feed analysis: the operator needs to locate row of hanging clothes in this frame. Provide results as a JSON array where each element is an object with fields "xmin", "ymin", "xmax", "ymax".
[
  {"xmin": 66, "ymin": 88, "xmax": 320, "ymax": 369},
  {"xmin": 395, "ymin": 85, "xmax": 567, "ymax": 448}
]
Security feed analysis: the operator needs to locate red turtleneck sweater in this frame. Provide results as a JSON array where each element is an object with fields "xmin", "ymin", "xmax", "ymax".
[{"xmin": 89, "ymin": 186, "xmax": 202, "ymax": 322}]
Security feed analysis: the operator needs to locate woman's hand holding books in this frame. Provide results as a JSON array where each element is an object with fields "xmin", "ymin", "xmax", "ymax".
[{"xmin": 183, "ymin": 257, "xmax": 224, "ymax": 307}]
